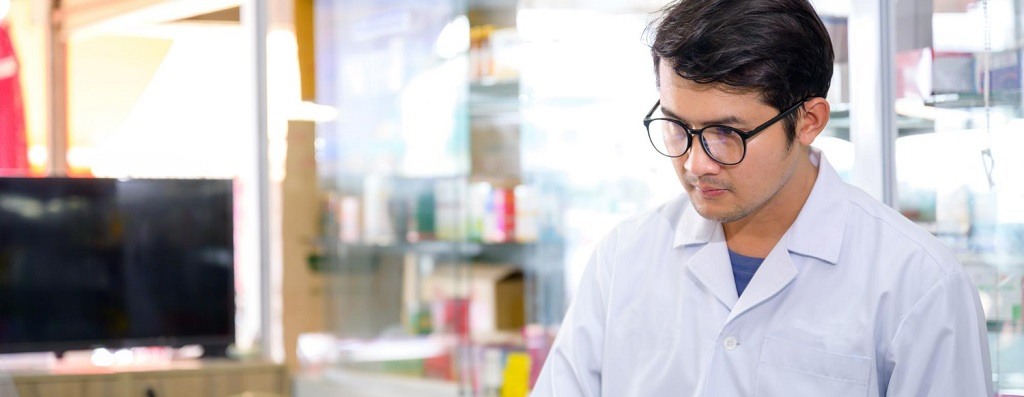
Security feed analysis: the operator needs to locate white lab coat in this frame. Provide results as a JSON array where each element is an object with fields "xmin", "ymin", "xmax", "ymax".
[{"xmin": 533, "ymin": 149, "xmax": 993, "ymax": 397}]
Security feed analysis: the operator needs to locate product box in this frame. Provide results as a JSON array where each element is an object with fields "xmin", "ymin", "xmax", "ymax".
[
  {"xmin": 976, "ymin": 49, "xmax": 1022, "ymax": 92},
  {"xmin": 421, "ymin": 264, "xmax": 526, "ymax": 336},
  {"xmin": 896, "ymin": 48, "xmax": 932, "ymax": 100},
  {"xmin": 470, "ymin": 118, "xmax": 520, "ymax": 183},
  {"xmin": 933, "ymin": 52, "xmax": 975, "ymax": 94}
]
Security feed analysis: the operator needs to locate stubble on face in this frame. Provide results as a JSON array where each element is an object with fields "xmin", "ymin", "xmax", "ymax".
[
  {"xmin": 683, "ymin": 174, "xmax": 740, "ymax": 223},
  {"xmin": 683, "ymin": 144, "xmax": 797, "ymax": 224}
]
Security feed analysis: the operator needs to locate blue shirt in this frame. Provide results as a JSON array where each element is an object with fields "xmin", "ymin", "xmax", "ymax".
[{"xmin": 729, "ymin": 249, "xmax": 764, "ymax": 296}]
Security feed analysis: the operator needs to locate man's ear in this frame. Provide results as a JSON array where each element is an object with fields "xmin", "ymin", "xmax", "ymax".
[{"xmin": 796, "ymin": 97, "xmax": 830, "ymax": 146}]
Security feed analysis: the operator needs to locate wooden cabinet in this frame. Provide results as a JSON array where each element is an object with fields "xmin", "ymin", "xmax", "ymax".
[
  {"xmin": 11, "ymin": 360, "xmax": 286, "ymax": 397},
  {"xmin": 15, "ymin": 377, "xmax": 124, "ymax": 397},
  {"xmin": 130, "ymin": 374, "xmax": 206, "ymax": 397}
]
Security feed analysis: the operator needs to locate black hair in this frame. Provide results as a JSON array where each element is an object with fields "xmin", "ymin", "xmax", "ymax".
[{"xmin": 647, "ymin": 0, "xmax": 834, "ymax": 144}]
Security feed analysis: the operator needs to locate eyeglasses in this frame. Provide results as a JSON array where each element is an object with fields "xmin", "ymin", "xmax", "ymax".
[{"xmin": 642, "ymin": 98, "xmax": 808, "ymax": 165}]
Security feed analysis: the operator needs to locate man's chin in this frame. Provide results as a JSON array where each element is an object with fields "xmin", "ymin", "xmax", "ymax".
[{"xmin": 691, "ymin": 202, "xmax": 745, "ymax": 223}]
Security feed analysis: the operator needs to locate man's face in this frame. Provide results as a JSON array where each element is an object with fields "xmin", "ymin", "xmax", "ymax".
[{"xmin": 657, "ymin": 61, "xmax": 803, "ymax": 224}]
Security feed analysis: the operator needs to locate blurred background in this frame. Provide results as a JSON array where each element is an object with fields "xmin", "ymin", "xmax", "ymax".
[{"xmin": 0, "ymin": 0, "xmax": 1023, "ymax": 396}]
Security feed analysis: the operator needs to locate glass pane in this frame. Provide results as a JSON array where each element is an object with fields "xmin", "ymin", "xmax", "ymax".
[
  {"xmin": 518, "ymin": 4, "xmax": 677, "ymax": 309},
  {"xmin": 892, "ymin": 0, "xmax": 1024, "ymax": 391},
  {"xmin": 813, "ymin": 1, "xmax": 856, "ymax": 182},
  {"xmin": 313, "ymin": 0, "xmax": 472, "ymax": 388}
]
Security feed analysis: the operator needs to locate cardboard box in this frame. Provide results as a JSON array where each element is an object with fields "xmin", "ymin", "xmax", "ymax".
[
  {"xmin": 421, "ymin": 264, "xmax": 525, "ymax": 336},
  {"xmin": 933, "ymin": 52, "xmax": 975, "ymax": 94},
  {"xmin": 470, "ymin": 117, "xmax": 520, "ymax": 186}
]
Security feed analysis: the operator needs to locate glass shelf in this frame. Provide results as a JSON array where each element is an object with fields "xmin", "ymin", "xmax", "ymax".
[
  {"xmin": 312, "ymin": 240, "xmax": 565, "ymax": 269},
  {"xmin": 924, "ymin": 90, "xmax": 1022, "ymax": 109}
]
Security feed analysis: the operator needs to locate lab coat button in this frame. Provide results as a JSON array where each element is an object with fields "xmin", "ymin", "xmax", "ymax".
[{"xmin": 723, "ymin": 337, "xmax": 738, "ymax": 351}]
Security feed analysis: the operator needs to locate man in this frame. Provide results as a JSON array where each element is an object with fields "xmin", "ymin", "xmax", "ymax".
[{"xmin": 532, "ymin": 0, "xmax": 992, "ymax": 396}]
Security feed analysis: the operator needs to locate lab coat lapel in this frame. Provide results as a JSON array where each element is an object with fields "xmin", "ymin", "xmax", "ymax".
[
  {"xmin": 684, "ymin": 222, "xmax": 739, "ymax": 311},
  {"xmin": 725, "ymin": 239, "xmax": 798, "ymax": 324},
  {"xmin": 722, "ymin": 148, "xmax": 843, "ymax": 324},
  {"xmin": 786, "ymin": 149, "xmax": 847, "ymax": 265},
  {"xmin": 672, "ymin": 148, "xmax": 845, "ymax": 326}
]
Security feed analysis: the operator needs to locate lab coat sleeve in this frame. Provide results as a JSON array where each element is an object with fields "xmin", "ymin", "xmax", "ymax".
[
  {"xmin": 531, "ymin": 229, "xmax": 617, "ymax": 397},
  {"xmin": 883, "ymin": 271, "xmax": 993, "ymax": 396}
]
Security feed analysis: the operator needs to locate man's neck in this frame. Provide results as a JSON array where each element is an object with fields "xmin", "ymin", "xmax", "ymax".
[{"xmin": 723, "ymin": 156, "xmax": 819, "ymax": 258}]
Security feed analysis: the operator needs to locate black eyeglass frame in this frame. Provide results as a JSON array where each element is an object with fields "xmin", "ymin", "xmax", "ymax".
[{"xmin": 642, "ymin": 98, "xmax": 810, "ymax": 165}]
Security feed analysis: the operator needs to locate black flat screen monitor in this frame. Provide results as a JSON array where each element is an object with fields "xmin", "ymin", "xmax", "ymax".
[{"xmin": 0, "ymin": 177, "xmax": 235, "ymax": 354}]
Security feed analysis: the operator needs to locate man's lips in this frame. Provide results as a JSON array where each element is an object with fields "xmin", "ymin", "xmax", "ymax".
[
  {"xmin": 691, "ymin": 184, "xmax": 728, "ymax": 197},
  {"xmin": 685, "ymin": 176, "xmax": 730, "ymax": 196}
]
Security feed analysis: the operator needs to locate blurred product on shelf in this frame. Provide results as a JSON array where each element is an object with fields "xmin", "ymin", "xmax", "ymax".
[
  {"xmin": 325, "ymin": 177, "xmax": 554, "ymax": 246},
  {"xmin": 420, "ymin": 264, "xmax": 525, "ymax": 336},
  {"xmin": 470, "ymin": 25, "xmax": 521, "ymax": 84},
  {"xmin": 471, "ymin": 25, "xmax": 494, "ymax": 82},
  {"xmin": 500, "ymin": 352, "xmax": 530, "ymax": 397},
  {"xmin": 0, "ymin": 21, "xmax": 28, "ymax": 175}
]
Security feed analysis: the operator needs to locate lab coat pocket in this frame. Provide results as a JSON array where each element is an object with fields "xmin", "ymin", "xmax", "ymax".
[{"xmin": 755, "ymin": 336, "xmax": 870, "ymax": 397}]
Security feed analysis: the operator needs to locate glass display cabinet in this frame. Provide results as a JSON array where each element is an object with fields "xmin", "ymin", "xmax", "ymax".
[
  {"xmin": 889, "ymin": 0, "xmax": 1024, "ymax": 393},
  {"xmin": 308, "ymin": 0, "xmax": 567, "ymax": 395},
  {"xmin": 300, "ymin": 0, "xmax": 1023, "ymax": 396},
  {"xmin": 305, "ymin": 1, "xmax": 675, "ymax": 395},
  {"xmin": 311, "ymin": 0, "xmax": 470, "ymax": 386}
]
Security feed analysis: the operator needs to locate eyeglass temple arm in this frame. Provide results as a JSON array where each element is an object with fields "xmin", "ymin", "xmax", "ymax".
[
  {"xmin": 644, "ymin": 100, "xmax": 661, "ymax": 120},
  {"xmin": 743, "ymin": 98, "xmax": 811, "ymax": 137}
]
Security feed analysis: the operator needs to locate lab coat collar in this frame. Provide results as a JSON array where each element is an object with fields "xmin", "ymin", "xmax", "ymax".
[
  {"xmin": 785, "ymin": 148, "xmax": 848, "ymax": 265},
  {"xmin": 672, "ymin": 199, "xmax": 717, "ymax": 248},
  {"xmin": 672, "ymin": 147, "xmax": 848, "ymax": 266}
]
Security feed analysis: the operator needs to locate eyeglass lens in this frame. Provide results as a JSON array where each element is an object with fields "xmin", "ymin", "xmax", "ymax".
[{"xmin": 647, "ymin": 119, "xmax": 746, "ymax": 164}]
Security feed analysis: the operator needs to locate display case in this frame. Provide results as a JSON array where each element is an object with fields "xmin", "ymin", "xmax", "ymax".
[
  {"xmin": 306, "ymin": 0, "xmax": 678, "ymax": 394},
  {"xmin": 889, "ymin": 0, "xmax": 1024, "ymax": 393},
  {"xmin": 305, "ymin": 0, "xmax": 846, "ymax": 393},
  {"xmin": 305, "ymin": 0, "xmax": 1018, "ymax": 395},
  {"xmin": 309, "ymin": 0, "xmax": 565, "ymax": 395}
]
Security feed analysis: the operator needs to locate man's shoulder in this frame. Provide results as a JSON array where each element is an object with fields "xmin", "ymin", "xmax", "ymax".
[{"xmin": 841, "ymin": 183, "xmax": 962, "ymax": 276}]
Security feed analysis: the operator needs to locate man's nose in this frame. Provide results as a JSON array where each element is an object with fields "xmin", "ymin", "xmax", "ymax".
[{"xmin": 684, "ymin": 136, "xmax": 721, "ymax": 176}]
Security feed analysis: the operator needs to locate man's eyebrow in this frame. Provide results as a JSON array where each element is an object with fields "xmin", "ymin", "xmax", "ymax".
[{"xmin": 660, "ymin": 105, "xmax": 746, "ymax": 127}]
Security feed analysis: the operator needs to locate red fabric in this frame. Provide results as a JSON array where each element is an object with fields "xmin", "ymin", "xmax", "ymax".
[{"xmin": 0, "ymin": 21, "xmax": 29, "ymax": 175}]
